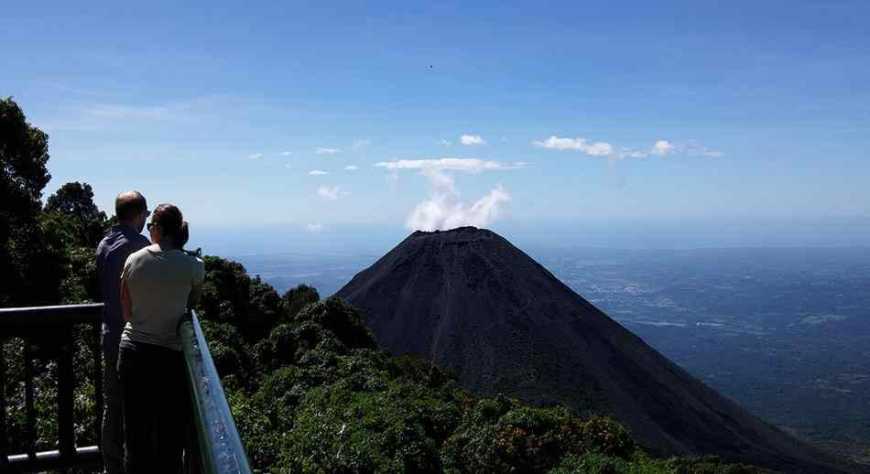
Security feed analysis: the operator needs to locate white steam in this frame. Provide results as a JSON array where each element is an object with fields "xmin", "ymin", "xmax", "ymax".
[
  {"xmin": 403, "ymin": 167, "xmax": 510, "ymax": 231},
  {"xmin": 375, "ymin": 158, "xmax": 516, "ymax": 231}
]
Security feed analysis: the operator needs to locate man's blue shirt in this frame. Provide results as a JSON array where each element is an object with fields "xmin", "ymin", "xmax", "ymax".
[{"xmin": 96, "ymin": 224, "xmax": 150, "ymax": 349}]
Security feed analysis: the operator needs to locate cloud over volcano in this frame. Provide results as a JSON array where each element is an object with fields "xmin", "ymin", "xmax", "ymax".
[{"xmin": 375, "ymin": 158, "xmax": 521, "ymax": 231}]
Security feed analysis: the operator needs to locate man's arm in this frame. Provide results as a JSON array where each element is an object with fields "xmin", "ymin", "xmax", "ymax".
[{"xmin": 95, "ymin": 244, "xmax": 105, "ymax": 301}]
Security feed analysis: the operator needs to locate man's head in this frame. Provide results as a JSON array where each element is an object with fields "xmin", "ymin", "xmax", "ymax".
[{"xmin": 115, "ymin": 191, "xmax": 149, "ymax": 232}]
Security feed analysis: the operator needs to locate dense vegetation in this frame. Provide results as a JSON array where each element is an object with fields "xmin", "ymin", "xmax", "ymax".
[
  {"xmin": 195, "ymin": 257, "xmax": 764, "ymax": 473},
  {"xmin": 1, "ymin": 97, "xmax": 766, "ymax": 472},
  {"xmin": 1, "ymin": 98, "xmax": 108, "ymax": 454}
]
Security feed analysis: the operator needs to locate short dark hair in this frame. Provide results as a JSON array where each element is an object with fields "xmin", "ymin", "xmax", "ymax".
[
  {"xmin": 151, "ymin": 203, "xmax": 184, "ymax": 245},
  {"xmin": 115, "ymin": 191, "xmax": 148, "ymax": 222}
]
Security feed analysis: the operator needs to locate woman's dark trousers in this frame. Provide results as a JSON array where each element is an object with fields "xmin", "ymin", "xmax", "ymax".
[{"xmin": 118, "ymin": 340, "xmax": 189, "ymax": 474}]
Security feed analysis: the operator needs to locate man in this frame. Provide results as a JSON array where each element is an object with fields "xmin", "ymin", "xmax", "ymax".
[{"xmin": 96, "ymin": 191, "xmax": 151, "ymax": 474}]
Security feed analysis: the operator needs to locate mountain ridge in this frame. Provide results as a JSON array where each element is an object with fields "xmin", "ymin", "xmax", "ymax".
[{"xmin": 337, "ymin": 226, "xmax": 855, "ymax": 473}]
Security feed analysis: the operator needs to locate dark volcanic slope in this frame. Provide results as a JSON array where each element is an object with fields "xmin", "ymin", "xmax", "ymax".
[{"xmin": 337, "ymin": 227, "xmax": 853, "ymax": 473}]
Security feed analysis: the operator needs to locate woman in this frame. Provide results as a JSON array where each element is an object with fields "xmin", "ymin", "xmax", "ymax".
[{"xmin": 118, "ymin": 203, "xmax": 205, "ymax": 474}]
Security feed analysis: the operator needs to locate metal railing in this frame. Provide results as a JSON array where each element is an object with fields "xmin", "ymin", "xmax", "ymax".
[
  {"xmin": 0, "ymin": 303, "xmax": 104, "ymax": 472},
  {"xmin": 0, "ymin": 304, "xmax": 252, "ymax": 473},
  {"xmin": 180, "ymin": 311, "xmax": 252, "ymax": 474}
]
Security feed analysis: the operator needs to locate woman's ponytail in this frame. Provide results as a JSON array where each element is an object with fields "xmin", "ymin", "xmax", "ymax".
[{"xmin": 179, "ymin": 221, "xmax": 189, "ymax": 249}]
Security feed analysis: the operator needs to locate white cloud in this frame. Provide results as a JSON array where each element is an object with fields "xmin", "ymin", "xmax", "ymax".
[
  {"xmin": 280, "ymin": 151, "xmax": 292, "ymax": 156},
  {"xmin": 375, "ymin": 158, "xmax": 523, "ymax": 173},
  {"xmin": 308, "ymin": 170, "xmax": 328, "ymax": 176},
  {"xmin": 305, "ymin": 223, "xmax": 323, "ymax": 232},
  {"xmin": 247, "ymin": 153, "xmax": 263, "ymax": 160},
  {"xmin": 684, "ymin": 141, "xmax": 724, "ymax": 157},
  {"xmin": 584, "ymin": 142, "xmax": 613, "ymax": 156},
  {"xmin": 535, "ymin": 135, "xmax": 722, "ymax": 160},
  {"xmin": 316, "ymin": 147, "xmax": 341, "ymax": 155},
  {"xmin": 406, "ymin": 170, "xmax": 510, "ymax": 231},
  {"xmin": 650, "ymin": 140, "xmax": 674, "ymax": 156},
  {"xmin": 379, "ymin": 157, "xmax": 515, "ymax": 231},
  {"xmin": 439, "ymin": 139, "xmax": 452, "ymax": 146},
  {"xmin": 317, "ymin": 185, "xmax": 348, "ymax": 200},
  {"xmin": 460, "ymin": 134, "xmax": 486, "ymax": 146},
  {"xmin": 533, "ymin": 136, "xmax": 614, "ymax": 156},
  {"xmin": 344, "ymin": 165, "xmax": 359, "ymax": 171}
]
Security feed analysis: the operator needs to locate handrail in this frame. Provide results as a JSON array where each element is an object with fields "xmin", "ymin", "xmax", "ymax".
[
  {"xmin": 1, "ymin": 304, "xmax": 252, "ymax": 473},
  {"xmin": 179, "ymin": 310, "xmax": 252, "ymax": 474},
  {"xmin": 0, "ymin": 303, "xmax": 104, "ymax": 331},
  {"xmin": 0, "ymin": 303, "xmax": 104, "ymax": 472}
]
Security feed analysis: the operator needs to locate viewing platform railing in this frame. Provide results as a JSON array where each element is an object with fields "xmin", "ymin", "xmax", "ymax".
[
  {"xmin": 0, "ymin": 303, "xmax": 251, "ymax": 474},
  {"xmin": 179, "ymin": 310, "xmax": 252, "ymax": 474},
  {"xmin": 0, "ymin": 304, "xmax": 103, "ymax": 472}
]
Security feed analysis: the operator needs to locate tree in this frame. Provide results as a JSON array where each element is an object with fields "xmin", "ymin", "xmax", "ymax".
[
  {"xmin": 45, "ymin": 181, "xmax": 108, "ymax": 248},
  {"xmin": 0, "ymin": 98, "xmax": 59, "ymax": 305},
  {"xmin": 0, "ymin": 97, "xmax": 51, "ymax": 221},
  {"xmin": 197, "ymin": 256, "xmax": 284, "ymax": 341},
  {"xmin": 282, "ymin": 284, "xmax": 320, "ymax": 320},
  {"xmin": 39, "ymin": 182, "xmax": 109, "ymax": 302}
]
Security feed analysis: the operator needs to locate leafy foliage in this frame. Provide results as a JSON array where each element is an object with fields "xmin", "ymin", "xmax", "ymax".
[
  {"xmin": 198, "ymin": 256, "xmax": 283, "ymax": 342},
  {"xmin": 1, "ymin": 97, "xmax": 58, "ymax": 305},
  {"xmin": 45, "ymin": 181, "xmax": 107, "ymax": 248},
  {"xmin": 0, "ymin": 99, "xmax": 111, "ymax": 462},
  {"xmin": 0, "ymin": 97, "xmax": 50, "ymax": 218},
  {"xmin": 282, "ymin": 284, "xmax": 320, "ymax": 321},
  {"xmin": 0, "ymin": 99, "xmax": 108, "ymax": 306},
  {"xmin": 548, "ymin": 453, "xmax": 768, "ymax": 474}
]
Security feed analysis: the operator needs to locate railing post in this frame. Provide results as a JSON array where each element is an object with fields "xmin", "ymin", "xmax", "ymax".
[
  {"xmin": 24, "ymin": 341, "xmax": 37, "ymax": 462},
  {"xmin": 0, "ymin": 303, "xmax": 105, "ymax": 472},
  {"xmin": 93, "ymin": 321, "xmax": 103, "ymax": 448},
  {"xmin": 57, "ymin": 330, "xmax": 76, "ymax": 463},
  {"xmin": 0, "ymin": 342, "xmax": 8, "ymax": 470}
]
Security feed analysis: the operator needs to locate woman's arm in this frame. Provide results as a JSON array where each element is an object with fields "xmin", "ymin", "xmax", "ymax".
[
  {"xmin": 187, "ymin": 258, "xmax": 206, "ymax": 309},
  {"xmin": 187, "ymin": 284, "xmax": 201, "ymax": 309},
  {"xmin": 120, "ymin": 276, "xmax": 133, "ymax": 322}
]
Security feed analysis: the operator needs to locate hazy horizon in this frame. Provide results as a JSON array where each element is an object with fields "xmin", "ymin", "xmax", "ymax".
[{"xmin": 188, "ymin": 216, "xmax": 870, "ymax": 260}]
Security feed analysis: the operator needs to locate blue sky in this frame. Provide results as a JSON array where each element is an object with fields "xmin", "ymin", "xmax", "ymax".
[{"xmin": 3, "ymin": 1, "xmax": 869, "ymax": 248}]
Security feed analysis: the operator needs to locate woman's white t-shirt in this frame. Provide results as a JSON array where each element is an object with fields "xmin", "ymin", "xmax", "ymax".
[{"xmin": 121, "ymin": 244, "xmax": 205, "ymax": 351}]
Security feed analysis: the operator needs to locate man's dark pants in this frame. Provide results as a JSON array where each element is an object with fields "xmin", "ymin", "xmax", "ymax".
[{"xmin": 102, "ymin": 334, "xmax": 124, "ymax": 474}]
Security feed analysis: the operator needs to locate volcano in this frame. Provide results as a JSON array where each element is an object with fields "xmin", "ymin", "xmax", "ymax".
[{"xmin": 337, "ymin": 227, "xmax": 851, "ymax": 473}]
